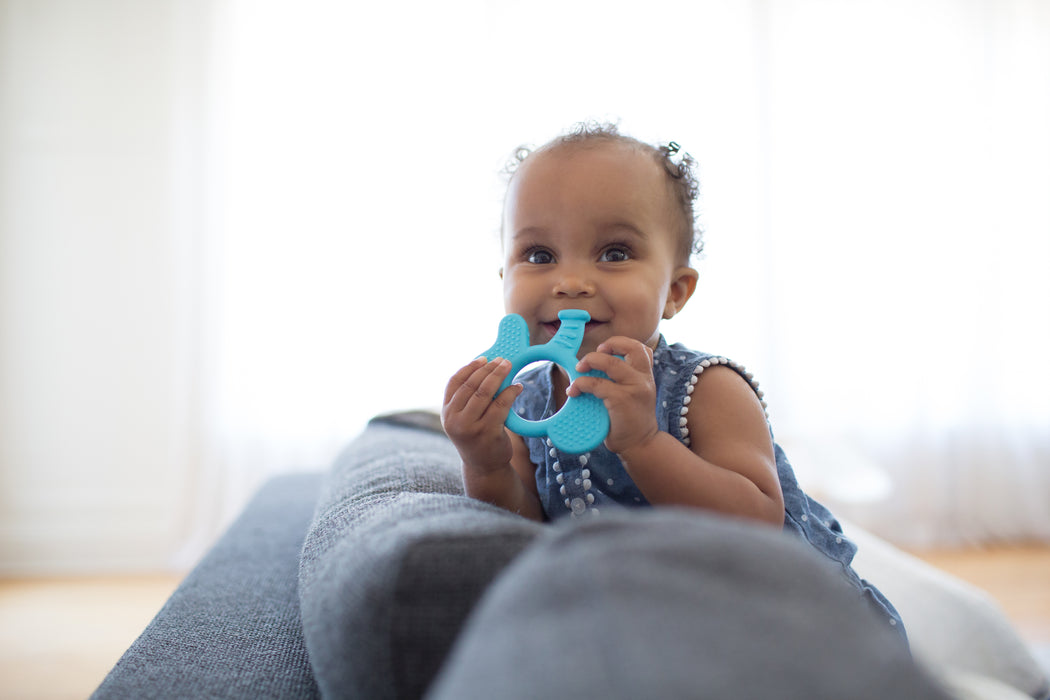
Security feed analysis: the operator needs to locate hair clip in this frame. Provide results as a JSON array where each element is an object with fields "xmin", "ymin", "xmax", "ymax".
[{"xmin": 664, "ymin": 141, "xmax": 690, "ymax": 173}]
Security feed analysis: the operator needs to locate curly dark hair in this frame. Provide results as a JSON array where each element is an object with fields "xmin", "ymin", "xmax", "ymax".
[{"xmin": 503, "ymin": 121, "xmax": 704, "ymax": 263}]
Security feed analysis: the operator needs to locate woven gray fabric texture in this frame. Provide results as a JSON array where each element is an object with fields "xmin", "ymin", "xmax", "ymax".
[
  {"xmin": 428, "ymin": 509, "xmax": 952, "ymax": 700},
  {"xmin": 92, "ymin": 473, "xmax": 323, "ymax": 699},
  {"xmin": 297, "ymin": 421, "xmax": 543, "ymax": 700}
]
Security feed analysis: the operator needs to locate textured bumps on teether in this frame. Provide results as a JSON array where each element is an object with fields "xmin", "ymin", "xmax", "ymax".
[{"xmin": 479, "ymin": 309, "xmax": 610, "ymax": 454}]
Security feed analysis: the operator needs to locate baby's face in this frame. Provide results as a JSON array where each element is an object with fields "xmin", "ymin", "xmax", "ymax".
[{"xmin": 501, "ymin": 142, "xmax": 695, "ymax": 358}]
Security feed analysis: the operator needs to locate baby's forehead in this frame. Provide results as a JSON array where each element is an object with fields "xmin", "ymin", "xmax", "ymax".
[
  {"xmin": 504, "ymin": 141, "xmax": 680, "ymax": 239},
  {"xmin": 510, "ymin": 141, "xmax": 667, "ymax": 201},
  {"xmin": 528, "ymin": 138, "xmax": 655, "ymax": 171}
]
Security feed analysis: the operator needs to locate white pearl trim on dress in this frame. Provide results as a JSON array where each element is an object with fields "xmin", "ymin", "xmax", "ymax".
[{"xmin": 680, "ymin": 356, "xmax": 768, "ymax": 447}]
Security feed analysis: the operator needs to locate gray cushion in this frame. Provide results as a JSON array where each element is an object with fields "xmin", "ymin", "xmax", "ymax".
[
  {"xmin": 298, "ymin": 419, "xmax": 544, "ymax": 700},
  {"xmin": 92, "ymin": 474, "xmax": 323, "ymax": 700},
  {"xmin": 427, "ymin": 508, "xmax": 954, "ymax": 700}
]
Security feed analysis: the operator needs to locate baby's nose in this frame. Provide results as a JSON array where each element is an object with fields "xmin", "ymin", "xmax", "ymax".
[{"xmin": 553, "ymin": 268, "xmax": 596, "ymax": 297}]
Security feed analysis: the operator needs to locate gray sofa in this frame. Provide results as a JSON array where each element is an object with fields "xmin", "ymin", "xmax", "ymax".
[{"xmin": 93, "ymin": 414, "xmax": 1050, "ymax": 699}]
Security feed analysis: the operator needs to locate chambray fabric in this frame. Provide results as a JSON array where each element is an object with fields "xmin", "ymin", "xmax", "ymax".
[
  {"xmin": 514, "ymin": 336, "xmax": 908, "ymax": 641},
  {"xmin": 91, "ymin": 474, "xmax": 323, "ymax": 700}
]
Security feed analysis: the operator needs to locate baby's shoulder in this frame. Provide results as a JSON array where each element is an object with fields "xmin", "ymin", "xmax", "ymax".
[
  {"xmin": 656, "ymin": 340, "xmax": 768, "ymax": 414},
  {"xmin": 655, "ymin": 341, "xmax": 739, "ymax": 381}
]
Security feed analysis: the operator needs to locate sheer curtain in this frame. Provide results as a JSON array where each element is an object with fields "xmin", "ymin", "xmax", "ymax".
[
  {"xmin": 206, "ymin": 0, "xmax": 1049, "ymax": 549},
  {"xmin": 729, "ymin": 1, "xmax": 1050, "ymax": 547},
  {"xmin": 752, "ymin": 0, "xmax": 1050, "ymax": 545}
]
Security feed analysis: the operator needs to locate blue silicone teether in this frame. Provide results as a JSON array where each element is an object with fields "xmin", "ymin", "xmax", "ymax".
[{"xmin": 479, "ymin": 309, "xmax": 609, "ymax": 454}]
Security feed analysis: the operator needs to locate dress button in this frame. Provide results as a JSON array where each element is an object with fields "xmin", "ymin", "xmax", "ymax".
[{"xmin": 570, "ymin": 497, "xmax": 587, "ymax": 515}]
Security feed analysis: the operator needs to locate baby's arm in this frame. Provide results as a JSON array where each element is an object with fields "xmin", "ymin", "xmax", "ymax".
[
  {"xmin": 441, "ymin": 358, "xmax": 545, "ymax": 521},
  {"xmin": 571, "ymin": 339, "xmax": 784, "ymax": 526}
]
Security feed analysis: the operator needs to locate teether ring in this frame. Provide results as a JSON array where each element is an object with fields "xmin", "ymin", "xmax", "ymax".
[{"xmin": 479, "ymin": 309, "xmax": 609, "ymax": 454}]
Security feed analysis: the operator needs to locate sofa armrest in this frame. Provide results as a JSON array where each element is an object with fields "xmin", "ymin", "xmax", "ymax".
[
  {"xmin": 298, "ymin": 420, "xmax": 543, "ymax": 700},
  {"xmin": 92, "ymin": 474, "xmax": 323, "ymax": 700}
]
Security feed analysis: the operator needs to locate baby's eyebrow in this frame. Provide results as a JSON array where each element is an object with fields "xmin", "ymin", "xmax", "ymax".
[
  {"xmin": 600, "ymin": 221, "xmax": 648, "ymax": 240},
  {"xmin": 510, "ymin": 226, "xmax": 548, "ymax": 239},
  {"xmin": 508, "ymin": 221, "xmax": 649, "ymax": 242}
]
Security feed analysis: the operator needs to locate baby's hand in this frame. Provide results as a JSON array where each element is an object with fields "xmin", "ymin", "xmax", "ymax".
[
  {"xmin": 568, "ymin": 337, "xmax": 659, "ymax": 455},
  {"xmin": 441, "ymin": 357, "xmax": 523, "ymax": 472}
]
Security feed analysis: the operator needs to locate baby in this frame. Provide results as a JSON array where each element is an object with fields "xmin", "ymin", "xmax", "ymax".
[{"xmin": 442, "ymin": 122, "xmax": 906, "ymax": 639}]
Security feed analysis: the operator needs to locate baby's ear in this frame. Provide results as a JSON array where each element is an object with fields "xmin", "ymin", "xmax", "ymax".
[{"xmin": 663, "ymin": 267, "xmax": 699, "ymax": 319}]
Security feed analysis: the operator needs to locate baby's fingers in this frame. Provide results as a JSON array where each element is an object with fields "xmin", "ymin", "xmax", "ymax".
[
  {"xmin": 444, "ymin": 357, "xmax": 487, "ymax": 405},
  {"xmin": 490, "ymin": 382, "xmax": 524, "ymax": 415},
  {"xmin": 565, "ymin": 374, "xmax": 607, "ymax": 399},
  {"xmin": 594, "ymin": 337, "xmax": 654, "ymax": 372},
  {"xmin": 446, "ymin": 358, "xmax": 513, "ymax": 417}
]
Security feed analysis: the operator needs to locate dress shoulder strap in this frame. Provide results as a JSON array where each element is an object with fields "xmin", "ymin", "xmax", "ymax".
[{"xmin": 653, "ymin": 341, "xmax": 769, "ymax": 447}]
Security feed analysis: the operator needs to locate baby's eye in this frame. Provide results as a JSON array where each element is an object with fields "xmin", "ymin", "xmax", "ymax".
[
  {"xmin": 527, "ymin": 249, "xmax": 555, "ymax": 264},
  {"xmin": 600, "ymin": 246, "xmax": 631, "ymax": 263}
]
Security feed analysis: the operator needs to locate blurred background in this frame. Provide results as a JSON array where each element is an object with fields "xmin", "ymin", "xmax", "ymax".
[{"xmin": 1, "ymin": 0, "xmax": 1048, "ymax": 576}]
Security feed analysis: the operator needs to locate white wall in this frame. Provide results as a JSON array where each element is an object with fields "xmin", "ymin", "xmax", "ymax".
[{"xmin": 0, "ymin": 0, "xmax": 210, "ymax": 573}]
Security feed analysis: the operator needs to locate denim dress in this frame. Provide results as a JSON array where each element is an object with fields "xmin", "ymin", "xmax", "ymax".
[{"xmin": 512, "ymin": 336, "xmax": 907, "ymax": 641}]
